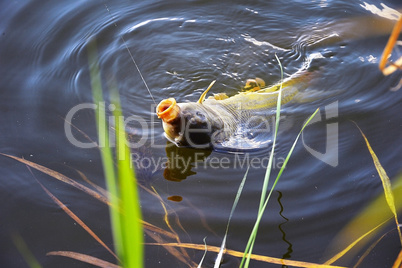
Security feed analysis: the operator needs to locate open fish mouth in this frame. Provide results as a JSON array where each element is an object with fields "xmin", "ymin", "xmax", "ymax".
[
  {"xmin": 156, "ymin": 96, "xmax": 223, "ymax": 148},
  {"xmin": 156, "ymin": 98, "xmax": 180, "ymax": 123}
]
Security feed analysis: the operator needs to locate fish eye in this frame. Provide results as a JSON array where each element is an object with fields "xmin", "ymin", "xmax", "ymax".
[{"xmin": 196, "ymin": 111, "xmax": 206, "ymax": 119}]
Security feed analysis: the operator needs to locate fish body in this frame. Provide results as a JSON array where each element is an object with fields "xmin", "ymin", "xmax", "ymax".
[
  {"xmin": 205, "ymin": 70, "xmax": 310, "ymax": 110},
  {"xmin": 156, "ymin": 67, "xmax": 314, "ymax": 150}
]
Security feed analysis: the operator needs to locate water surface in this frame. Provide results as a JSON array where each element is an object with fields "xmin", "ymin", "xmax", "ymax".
[{"xmin": 1, "ymin": 0, "xmax": 402, "ymax": 267}]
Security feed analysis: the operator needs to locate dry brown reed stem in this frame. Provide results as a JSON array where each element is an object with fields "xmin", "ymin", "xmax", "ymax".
[
  {"xmin": 47, "ymin": 251, "xmax": 121, "ymax": 268},
  {"xmin": 146, "ymin": 243, "xmax": 347, "ymax": 268},
  {"xmin": 392, "ymin": 249, "xmax": 402, "ymax": 268},
  {"xmin": 37, "ymin": 182, "xmax": 120, "ymax": 261},
  {"xmin": 379, "ymin": 16, "xmax": 402, "ymax": 75},
  {"xmin": 0, "ymin": 153, "xmax": 110, "ymax": 205}
]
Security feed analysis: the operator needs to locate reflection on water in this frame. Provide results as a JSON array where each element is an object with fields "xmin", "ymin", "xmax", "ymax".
[
  {"xmin": 277, "ymin": 190, "xmax": 293, "ymax": 261},
  {"xmin": 163, "ymin": 141, "xmax": 211, "ymax": 181},
  {"xmin": 1, "ymin": 0, "xmax": 402, "ymax": 267}
]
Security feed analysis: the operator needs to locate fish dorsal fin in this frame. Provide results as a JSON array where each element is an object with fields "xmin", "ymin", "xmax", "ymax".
[{"xmin": 197, "ymin": 80, "xmax": 216, "ymax": 104}]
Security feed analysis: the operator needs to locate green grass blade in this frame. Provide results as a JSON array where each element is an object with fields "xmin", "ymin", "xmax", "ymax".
[
  {"xmin": 214, "ymin": 166, "xmax": 250, "ymax": 267},
  {"xmin": 241, "ymin": 107, "xmax": 320, "ymax": 268},
  {"xmin": 268, "ymin": 108, "xmax": 320, "ymax": 194},
  {"xmin": 258, "ymin": 54, "xmax": 284, "ymax": 211},
  {"xmin": 12, "ymin": 233, "xmax": 42, "ymax": 268},
  {"xmin": 89, "ymin": 40, "xmax": 144, "ymax": 267},
  {"xmin": 241, "ymin": 54, "xmax": 284, "ymax": 268},
  {"xmin": 88, "ymin": 40, "xmax": 124, "ymax": 263},
  {"xmin": 112, "ymin": 90, "xmax": 144, "ymax": 268}
]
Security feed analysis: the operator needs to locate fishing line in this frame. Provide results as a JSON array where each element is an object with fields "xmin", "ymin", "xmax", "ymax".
[{"xmin": 104, "ymin": 3, "xmax": 157, "ymax": 106}]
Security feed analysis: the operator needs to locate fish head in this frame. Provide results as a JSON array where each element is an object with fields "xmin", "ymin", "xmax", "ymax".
[{"xmin": 156, "ymin": 98, "xmax": 219, "ymax": 148}]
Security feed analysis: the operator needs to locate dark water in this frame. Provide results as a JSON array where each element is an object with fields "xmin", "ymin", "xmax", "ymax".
[{"xmin": 1, "ymin": 0, "xmax": 402, "ymax": 267}]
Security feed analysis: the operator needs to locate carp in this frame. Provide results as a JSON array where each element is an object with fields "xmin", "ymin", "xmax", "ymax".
[{"xmin": 156, "ymin": 59, "xmax": 316, "ymax": 150}]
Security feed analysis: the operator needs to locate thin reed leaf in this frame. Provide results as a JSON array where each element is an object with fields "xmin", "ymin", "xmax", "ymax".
[
  {"xmin": 74, "ymin": 169, "xmax": 109, "ymax": 198},
  {"xmin": 325, "ymin": 173, "xmax": 402, "ymax": 264},
  {"xmin": 214, "ymin": 166, "xmax": 249, "ymax": 267},
  {"xmin": 393, "ymin": 249, "xmax": 402, "ymax": 268},
  {"xmin": 184, "ymin": 200, "xmax": 218, "ymax": 236},
  {"xmin": 241, "ymin": 107, "xmax": 320, "ymax": 267},
  {"xmin": 241, "ymin": 55, "xmax": 320, "ymax": 267},
  {"xmin": 241, "ymin": 54, "xmax": 285, "ymax": 267},
  {"xmin": 258, "ymin": 54, "xmax": 284, "ymax": 211},
  {"xmin": 355, "ymin": 123, "xmax": 402, "ymax": 246},
  {"xmin": 1, "ymin": 153, "xmax": 172, "ymax": 243},
  {"xmin": 324, "ymin": 218, "xmax": 390, "ymax": 265},
  {"xmin": 61, "ymin": 116, "xmax": 98, "ymax": 146},
  {"xmin": 144, "ymin": 229, "xmax": 195, "ymax": 267},
  {"xmin": 34, "ymin": 178, "xmax": 118, "ymax": 260},
  {"xmin": 353, "ymin": 229, "xmax": 394, "ymax": 268},
  {"xmin": 151, "ymin": 185, "xmax": 181, "ymax": 236},
  {"xmin": 137, "ymin": 178, "xmax": 196, "ymax": 240},
  {"xmin": 47, "ymin": 251, "xmax": 120, "ymax": 268},
  {"xmin": 12, "ymin": 233, "xmax": 42, "ymax": 268},
  {"xmin": 147, "ymin": 242, "xmax": 346, "ymax": 268},
  {"xmin": 197, "ymin": 237, "xmax": 208, "ymax": 268},
  {"xmin": 0, "ymin": 153, "xmax": 109, "ymax": 205},
  {"xmin": 150, "ymin": 186, "xmax": 191, "ymax": 259}
]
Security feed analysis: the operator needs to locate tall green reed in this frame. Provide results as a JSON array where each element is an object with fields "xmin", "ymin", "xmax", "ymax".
[
  {"xmin": 240, "ymin": 55, "xmax": 319, "ymax": 267},
  {"xmin": 12, "ymin": 233, "xmax": 42, "ymax": 268},
  {"xmin": 88, "ymin": 40, "xmax": 144, "ymax": 268}
]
